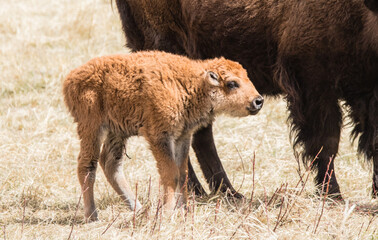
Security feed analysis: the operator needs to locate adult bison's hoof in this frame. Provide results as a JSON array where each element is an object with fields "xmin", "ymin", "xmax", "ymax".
[
  {"xmin": 189, "ymin": 184, "xmax": 208, "ymax": 197},
  {"xmin": 316, "ymin": 183, "xmax": 343, "ymax": 202},
  {"xmin": 210, "ymin": 187, "xmax": 245, "ymax": 200},
  {"xmin": 372, "ymin": 190, "xmax": 378, "ymax": 198},
  {"xmin": 327, "ymin": 193, "xmax": 344, "ymax": 202},
  {"xmin": 225, "ymin": 189, "xmax": 245, "ymax": 199}
]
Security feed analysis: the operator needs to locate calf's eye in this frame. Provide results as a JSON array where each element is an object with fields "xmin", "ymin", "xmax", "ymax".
[
  {"xmin": 209, "ymin": 71, "xmax": 218, "ymax": 81},
  {"xmin": 226, "ymin": 81, "xmax": 239, "ymax": 89}
]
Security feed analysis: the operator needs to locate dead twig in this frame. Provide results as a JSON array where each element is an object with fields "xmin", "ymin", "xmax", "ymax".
[
  {"xmin": 230, "ymin": 152, "xmax": 258, "ymax": 239},
  {"xmin": 234, "ymin": 145, "xmax": 246, "ymax": 194},
  {"xmin": 21, "ymin": 196, "xmax": 27, "ymax": 238},
  {"xmin": 313, "ymin": 169, "xmax": 332, "ymax": 234},
  {"xmin": 131, "ymin": 183, "xmax": 138, "ymax": 237},
  {"xmin": 213, "ymin": 178, "xmax": 224, "ymax": 197},
  {"xmin": 364, "ymin": 215, "xmax": 377, "ymax": 234},
  {"xmin": 3, "ymin": 224, "xmax": 6, "ymax": 240},
  {"xmin": 266, "ymin": 183, "xmax": 286, "ymax": 208},
  {"xmin": 273, "ymin": 193, "xmax": 286, "ymax": 232},
  {"xmin": 144, "ymin": 176, "xmax": 152, "ymax": 224},
  {"xmin": 192, "ymin": 191, "xmax": 195, "ymax": 240},
  {"xmin": 101, "ymin": 212, "xmax": 121, "ymax": 235},
  {"xmin": 313, "ymin": 157, "xmax": 334, "ymax": 234},
  {"xmin": 271, "ymin": 148, "xmax": 322, "ymax": 232},
  {"xmin": 150, "ymin": 198, "xmax": 161, "ymax": 235},
  {"xmin": 272, "ymin": 183, "xmax": 288, "ymax": 232},
  {"xmin": 278, "ymin": 148, "xmax": 322, "ymax": 223},
  {"xmin": 68, "ymin": 173, "xmax": 90, "ymax": 240},
  {"xmin": 215, "ymin": 199, "xmax": 220, "ymax": 222},
  {"xmin": 249, "ymin": 152, "xmax": 256, "ymax": 209},
  {"xmin": 147, "ymin": 176, "xmax": 152, "ymax": 202},
  {"xmin": 294, "ymin": 150, "xmax": 304, "ymax": 186},
  {"xmin": 357, "ymin": 222, "xmax": 364, "ymax": 239},
  {"xmin": 208, "ymin": 199, "xmax": 221, "ymax": 239}
]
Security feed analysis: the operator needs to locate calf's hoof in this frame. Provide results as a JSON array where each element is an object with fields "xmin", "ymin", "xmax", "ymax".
[{"xmin": 85, "ymin": 209, "xmax": 98, "ymax": 223}]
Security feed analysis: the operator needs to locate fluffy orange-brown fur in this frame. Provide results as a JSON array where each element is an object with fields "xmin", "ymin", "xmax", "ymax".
[{"xmin": 63, "ymin": 51, "xmax": 262, "ymax": 221}]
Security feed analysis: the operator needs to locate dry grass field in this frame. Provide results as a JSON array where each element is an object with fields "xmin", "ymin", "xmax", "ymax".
[{"xmin": 0, "ymin": 0, "xmax": 377, "ymax": 239}]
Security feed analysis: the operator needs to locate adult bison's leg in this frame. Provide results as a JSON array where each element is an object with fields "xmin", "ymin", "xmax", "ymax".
[
  {"xmin": 363, "ymin": 88, "xmax": 378, "ymax": 197},
  {"xmin": 353, "ymin": 98, "xmax": 378, "ymax": 198},
  {"xmin": 291, "ymin": 90, "xmax": 343, "ymax": 198},
  {"xmin": 279, "ymin": 59, "xmax": 343, "ymax": 198},
  {"xmin": 346, "ymin": 86, "xmax": 378, "ymax": 197},
  {"xmin": 191, "ymin": 124, "xmax": 244, "ymax": 198},
  {"xmin": 371, "ymin": 88, "xmax": 378, "ymax": 197},
  {"xmin": 374, "ymin": 151, "xmax": 378, "ymax": 197}
]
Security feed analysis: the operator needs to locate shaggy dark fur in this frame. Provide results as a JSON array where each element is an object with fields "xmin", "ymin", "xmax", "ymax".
[{"xmin": 116, "ymin": 0, "xmax": 378, "ymax": 198}]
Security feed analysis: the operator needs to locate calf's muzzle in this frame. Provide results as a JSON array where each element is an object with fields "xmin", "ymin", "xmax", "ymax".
[{"xmin": 247, "ymin": 95, "xmax": 264, "ymax": 115}]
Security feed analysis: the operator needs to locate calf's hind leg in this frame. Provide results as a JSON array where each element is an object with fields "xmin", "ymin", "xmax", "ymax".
[
  {"xmin": 99, "ymin": 132, "xmax": 142, "ymax": 211},
  {"xmin": 77, "ymin": 122, "xmax": 102, "ymax": 222}
]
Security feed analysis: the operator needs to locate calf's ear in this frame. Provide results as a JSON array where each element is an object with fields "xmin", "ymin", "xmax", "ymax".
[{"xmin": 205, "ymin": 71, "xmax": 220, "ymax": 87}]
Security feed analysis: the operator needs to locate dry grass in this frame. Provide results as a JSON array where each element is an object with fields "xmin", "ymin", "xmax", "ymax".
[{"xmin": 0, "ymin": 0, "xmax": 377, "ymax": 239}]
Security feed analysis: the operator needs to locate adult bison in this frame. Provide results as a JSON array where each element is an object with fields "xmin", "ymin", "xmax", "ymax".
[{"xmin": 115, "ymin": 0, "xmax": 378, "ymax": 199}]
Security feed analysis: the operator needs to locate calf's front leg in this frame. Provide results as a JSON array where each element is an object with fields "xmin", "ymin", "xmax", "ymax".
[{"xmin": 148, "ymin": 135, "xmax": 190, "ymax": 210}]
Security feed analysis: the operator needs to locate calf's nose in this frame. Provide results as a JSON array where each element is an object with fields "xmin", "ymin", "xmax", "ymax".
[{"xmin": 252, "ymin": 95, "xmax": 264, "ymax": 110}]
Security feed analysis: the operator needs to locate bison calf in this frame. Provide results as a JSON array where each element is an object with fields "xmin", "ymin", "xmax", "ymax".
[{"xmin": 63, "ymin": 51, "xmax": 263, "ymax": 221}]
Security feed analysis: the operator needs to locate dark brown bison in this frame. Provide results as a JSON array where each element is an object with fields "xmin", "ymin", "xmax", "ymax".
[{"xmin": 115, "ymin": 0, "xmax": 378, "ymax": 199}]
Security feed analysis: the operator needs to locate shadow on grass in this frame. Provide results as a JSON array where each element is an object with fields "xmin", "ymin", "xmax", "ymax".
[
  {"xmin": 354, "ymin": 202, "xmax": 378, "ymax": 215},
  {"xmin": 13, "ymin": 214, "xmax": 85, "ymax": 226}
]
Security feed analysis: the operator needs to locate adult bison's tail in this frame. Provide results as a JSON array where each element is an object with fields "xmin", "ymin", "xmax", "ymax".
[
  {"xmin": 115, "ymin": 0, "xmax": 145, "ymax": 51},
  {"xmin": 115, "ymin": 0, "xmax": 187, "ymax": 55},
  {"xmin": 365, "ymin": 0, "xmax": 378, "ymax": 12}
]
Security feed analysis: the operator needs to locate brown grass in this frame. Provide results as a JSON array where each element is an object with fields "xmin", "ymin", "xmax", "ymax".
[{"xmin": 0, "ymin": 0, "xmax": 377, "ymax": 239}]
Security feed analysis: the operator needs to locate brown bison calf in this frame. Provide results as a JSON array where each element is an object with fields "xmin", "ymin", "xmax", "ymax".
[{"xmin": 63, "ymin": 51, "xmax": 263, "ymax": 221}]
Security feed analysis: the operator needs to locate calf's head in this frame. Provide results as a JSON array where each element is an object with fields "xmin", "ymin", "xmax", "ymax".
[{"xmin": 205, "ymin": 58, "xmax": 263, "ymax": 117}]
